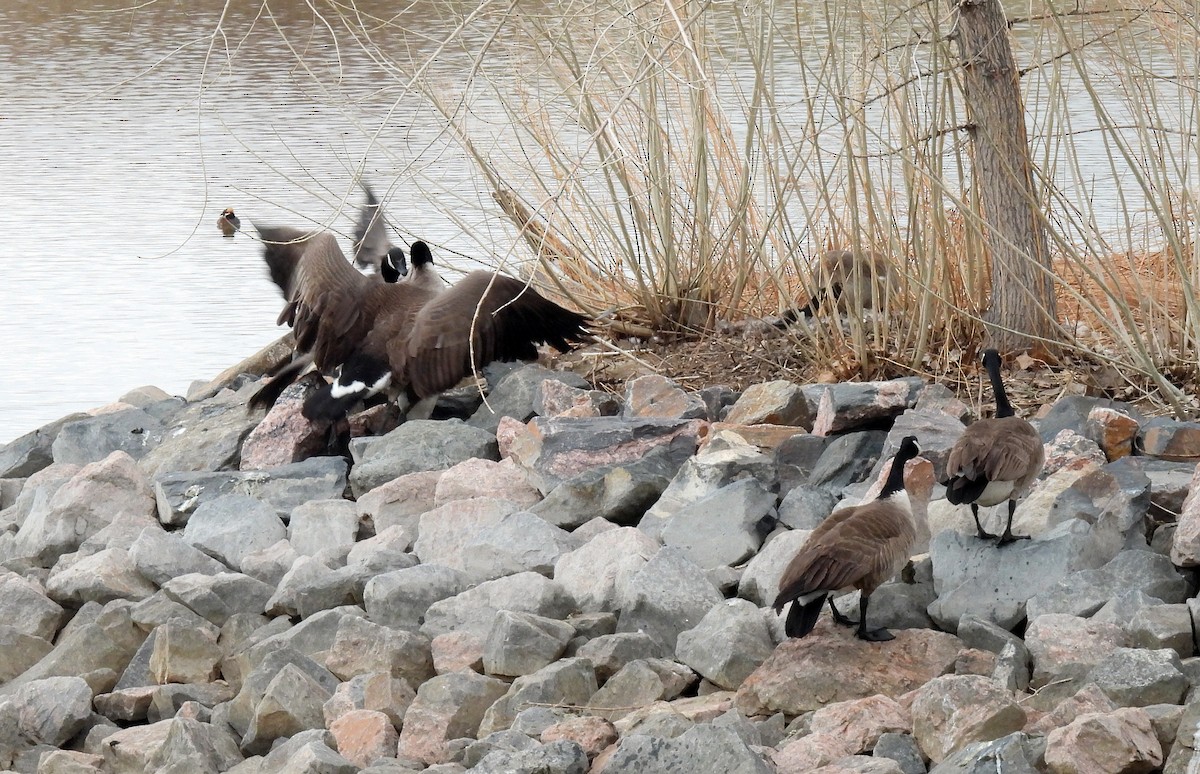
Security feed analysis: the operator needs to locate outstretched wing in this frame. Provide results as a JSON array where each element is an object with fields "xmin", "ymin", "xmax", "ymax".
[
  {"xmin": 255, "ymin": 225, "xmax": 315, "ymax": 302},
  {"xmin": 400, "ymin": 271, "xmax": 591, "ymax": 398},
  {"xmin": 352, "ymin": 183, "xmax": 390, "ymax": 271},
  {"xmin": 285, "ymin": 232, "xmax": 372, "ymax": 371}
]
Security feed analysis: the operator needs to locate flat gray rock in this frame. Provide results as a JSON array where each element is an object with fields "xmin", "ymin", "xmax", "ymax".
[
  {"xmin": 129, "ymin": 527, "xmax": 230, "ymax": 585},
  {"xmin": 0, "ymin": 413, "xmax": 88, "ymax": 478},
  {"xmin": 349, "ymin": 419, "xmax": 498, "ymax": 496},
  {"xmin": 460, "ymin": 511, "xmax": 577, "ymax": 583},
  {"xmin": 182, "ymin": 494, "xmax": 287, "ymax": 571},
  {"xmin": 597, "ymin": 725, "xmax": 772, "ymax": 773},
  {"xmin": 468, "ymin": 365, "xmax": 589, "ymax": 433},
  {"xmin": 365, "ymin": 563, "xmax": 470, "ymax": 632},
  {"xmin": 661, "ymin": 478, "xmax": 776, "ymax": 569},
  {"xmin": 1025, "ymin": 550, "xmax": 1188, "ymax": 621},
  {"xmin": 482, "ymin": 610, "xmax": 575, "ymax": 677},
  {"xmin": 615, "ymin": 546, "xmax": 724, "ymax": 651},
  {"xmin": 675, "ymin": 599, "xmax": 774, "ymax": 690},
  {"xmin": 154, "ymin": 456, "xmax": 348, "ymax": 526},
  {"xmin": 422, "ymin": 572, "xmax": 574, "ymax": 640},
  {"xmin": 478, "ymin": 658, "xmax": 597, "ymax": 736},
  {"xmin": 51, "ymin": 408, "xmax": 166, "ymax": 466},
  {"xmin": 138, "ymin": 397, "xmax": 260, "ymax": 477}
]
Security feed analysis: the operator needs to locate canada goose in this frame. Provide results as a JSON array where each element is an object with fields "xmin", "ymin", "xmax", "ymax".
[
  {"xmin": 780, "ymin": 248, "xmax": 897, "ymax": 323},
  {"xmin": 944, "ymin": 349, "xmax": 1045, "ymax": 546},
  {"xmin": 353, "ymin": 183, "xmax": 409, "ymax": 276},
  {"xmin": 404, "ymin": 240, "xmax": 448, "ymax": 292},
  {"xmin": 218, "ymin": 208, "xmax": 241, "ymax": 237},
  {"xmin": 773, "ymin": 435, "xmax": 927, "ymax": 642},
  {"xmin": 250, "ymin": 232, "xmax": 590, "ymax": 421}
]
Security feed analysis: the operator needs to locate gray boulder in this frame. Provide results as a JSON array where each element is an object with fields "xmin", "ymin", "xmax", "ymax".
[
  {"xmin": 161, "ymin": 572, "xmax": 275, "ymax": 626},
  {"xmin": 482, "ymin": 610, "xmax": 575, "ymax": 677},
  {"xmin": 807, "ymin": 430, "xmax": 887, "ymax": 493},
  {"xmin": 242, "ymin": 663, "xmax": 335, "ymax": 754},
  {"xmin": 928, "ymin": 732, "xmax": 1042, "ymax": 774},
  {"xmin": 806, "ymin": 378, "xmax": 925, "ymax": 435},
  {"xmin": 461, "ymin": 511, "xmax": 577, "ymax": 582},
  {"xmin": 183, "ymin": 494, "xmax": 287, "ymax": 571},
  {"xmin": 146, "ymin": 716, "xmax": 244, "ymax": 774},
  {"xmin": 9, "ymin": 676, "xmax": 93, "ymax": 747},
  {"xmin": 737, "ymin": 529, "xmax": 811, "ymax": 607},
  {"xmin": 478, "ymin": 658, "xmax": 598, "ymax": 736},
  {"xmin": 397, "ymin": 671, "xmax": 510, "ymax": 766},
  {"xmin": 365, "ymin": 564, "xmax": 469, "ymax": 631},
  {"xmin": 46, "ymin": 547, "xmax": 156, "ymax": 606},
  {"xmin": 412, "ymin": 498, "xmax": 522, "ymax": 574},
  {"xmin": 660, "ymin": 478, "xmax": 776, "ymax": 569},
  {"xmin": 554, "ymin": 526, "xmax": 659, "ymax": 613},
  {"xmin": 51, "ymin": 408, "xmax": 165, "ymax": 465},
  {"xmin": 153, "ymin": 456, "xmax": 348, "ymax": 526},
  {"xmin": 598, "ymin": 725, "xmax": 772, "ymax": 773},
  {"xmin": 622, "ymin": 374, "xmax": 708, "ymax": 420},
  {"xmin": 1086, "ymin": 647, "xmax": 1189, "ymax": 707},
  {"xmin": 1025, "ymin": 550, "xmax": 1188, "ymax": 620},
  {"xmin": 473, "ymin": 740, "xmax": 588, "ymax": 774},
  {"xmin": 723, "ymin": 380, "xmax": 811, "ymax": 427},
  {"xmin": 129, "ymin": 527, "xmax": 230, "ymax": 585},
  {"xmin": 349, "ymin": 419, "xmax": 498, "ymax": 496},
  {"xmin": 530, "ymin": 443, "xmax": 687, "ymax": 529},
  {"xmin": 0, "ymin": 570, "xmax": 64, "ymax": 640},
  {"xmin": 676, "ymin": 599, "xmax": 777, "ymax": 690},
  {"xmin": 138, "ymin": 397, "xmax": 261, "ymax": 477},
  {"xmin": 775, "ymin": 434, "xmax": 832, "ymax": 496},
  {"xmin": 0, "ymin": 413, "xmax": 87, "ymax": 478},
  {"xmin": 616, "ymin": 546, "xmax": 724, "ymax": 650},
  {"xmin": 469, "ymin": 365, "xmax": 589, "ymax": 433},
  {"xmin": 288, "ymin": 499, "xmax": 359, "ymax": 557},
  {"xmin": 226, "ymin": 648, "xmax": 340, "ymax": 739},
  {"xmin": 575, "ymin": 631, "xmax": 665, "ymax": 681},
  {"xmin": 422, "ymin": 572, "xmax": 574, "ymax": 639},
  {"xmin": 777, "ymin": 484, "xmax": 838, "ymax": 530}
]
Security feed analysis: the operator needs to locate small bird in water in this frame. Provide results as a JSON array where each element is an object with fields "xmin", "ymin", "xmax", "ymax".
[{"xmin": 217, "ymin": 207, "xmax": 241, "ymax": 237}]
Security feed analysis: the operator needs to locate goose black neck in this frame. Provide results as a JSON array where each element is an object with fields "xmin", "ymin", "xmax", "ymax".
[
  {"xmin": 984, "ymin": 351, "xmax": 1014, "ymax": 418},
  {"xmin": 880, "ymin": 442, "xmax": 919, "ymax": 498}
]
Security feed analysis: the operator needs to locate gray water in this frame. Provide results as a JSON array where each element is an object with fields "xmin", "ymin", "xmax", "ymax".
[{"xmin": 0, "ymin": 1, "xmax": 1178, "ymax": 443}]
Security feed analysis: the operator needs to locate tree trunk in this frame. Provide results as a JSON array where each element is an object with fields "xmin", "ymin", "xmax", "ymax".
[{"xmin": 951, "ymin": 0, "xmax": 1059, "ymax": 355}]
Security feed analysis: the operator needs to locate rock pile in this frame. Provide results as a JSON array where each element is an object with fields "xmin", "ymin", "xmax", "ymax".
[{"xmin": 1, "ymin": 362, "xmax": 1199, "ymax": 773}]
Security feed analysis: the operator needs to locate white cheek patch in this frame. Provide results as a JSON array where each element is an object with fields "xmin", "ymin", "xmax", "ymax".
[{"xmin": 330, "ymin": 380, "xmax": 367, "ymax": 399}]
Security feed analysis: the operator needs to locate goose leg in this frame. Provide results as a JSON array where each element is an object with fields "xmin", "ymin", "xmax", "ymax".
[
  {"xmin": 971, "ymin": 504, "xmax": 997, "ymax": 540},
  {"xmin": 828, "ymin": 597, "xmax": 858, "ymax": 627},
  {"xmin": 855, "ymin": 593, "xmax": 894, "ymax": 642},
  {"xmin": 997, "ymin": 500, "xmax": 1030, "ymax": 546}
]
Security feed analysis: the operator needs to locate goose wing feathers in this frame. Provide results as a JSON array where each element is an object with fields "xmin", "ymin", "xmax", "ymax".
[
  {"xmin": 398, "ymin": 271, "xmax": 590, "ymax": 399},
  {"xmin": 947, "ymin": 416, "xmax": 1043, "ymax": 485},
  {"xmin": 774, "ymin": 501, "xmax": 915, "ymax": 609},
  {"xmin": 353, "ymin": 183, "xmax": 389, "ymax": 269},
  {"xmin": 286, "ymin": 232, "xmax": 373, "ymax": 371},
  {"xmin": 255, "ymin": 225, "xmax": 315, "ymax": 302}
]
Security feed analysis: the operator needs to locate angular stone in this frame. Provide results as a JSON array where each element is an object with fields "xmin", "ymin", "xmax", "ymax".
[
  {"xmin": 1130, "ymin": 604, "xmax": 1194, "ymax": 657},
  {"xmin": 1086, "ymin": 647, "xmax": 1189, "ymax": 707},
  {"xmin": 1141, "ymin": 417, "xmax": 1200, "ymax": 461},
  {"xmin": 226, "ymin": 647, "xmax": 340, "ymax": 738},
  {"xmin": 413, "ymin": 497, "xmax": 521, "ymax": 571},
  {"xmin": 147, "ymin": 682, "xmax": 235, "ymax": 724},
  {"xmin": 11, "ymin": 676, "xmax": 93, "ymax": 747},
  {"xmin": 928, "ymin": 522, "xmax": 1124, "ymax": 632},
  {"xmin": 396, "ymin": 671, "xmax": 510, "ymax": 765},
  {"xmin": 777, "ymin": 484, "xmax": 838, "ymax": 530},
  {"xmin": 925, "ymin": 731, "xmax": 1042, "ymax": 774},
  {"xmin": 1094, "ymin": 590, "xmax": 1166, "ymax": 625},
  {"xmin": 736, "ymin": 622, "xmax": 963, "ymax": 716},
  {"xmin": 288, "ymin": 499, "xmax": 359, "ymax": 557},
  {"xmin": 329, "ymin": 709, "xmax": 399, "ymax": 768},
  {"xmin": 724, "ymin": 380, "xmax": 811, "ymax": 428},
  {"xmin": 153, "ymin": 456, "xmax": 348, "ymax": 527},
  {"xmin": 35, "ymin": 750, "xmax": 107, "ymax": 774},
  {"xmin": 660, "ymin": 478, "xmax": 776, "ymax": 569},
  {"xmin": 161, "ymin": 572, "xmax": 274, "ymax": 626},
  {"xmin": 46, "ymin": 547, "xmax": 156, "ymax": 606},
  {"xmin": 588, "ymin": 659, "xmax": 695, "ymax": 721},
  {"xmin": 239, "ymin": 373, "xmax": 331, "ymax": 470},
  {"xmin": 807, "ymin": 378, "xmax": 924, "ymax": 436},
  {"xmin": 616, "ymin": 547, "xmax": 724, "ymax": 651},
  {"xmin": 462, "ymin": 729, "xmax": 541, "ymax": 769},
  {"xmin": 0, "ymin": 413, "xmax": 88, "ymax": 479},
  {"xmin": 323, "ymin": 672, "xmax": 414, "ymax": 730},
  {"xmin": 530, "ymin": 444, "xmax": 685, "ymax": 529},
  {"xmin": 595, "ymin": 725, "xmax": 772, "ymax": 773},
  {"xmin": 479, "ymin": 658, "xmax": 598, "ymax": 736},
  {"xmin": 872, "ymin": 732, "xmax": 926, "ymax": 774},
  {"xmin": 431, "ymin": 631, "xmax": 485, "ymax": 674},
  {"xmin": 434, "ymin": 458, "xmax": 542, "ymax": 508},
  {"xmin": 737, "ymin": 528, "xmax": 811, "ymax": 607},
  {"xmin": 52, "ymin": 408, "xmax": 166, "ymax": 466},
  {"xmin": 483, "ymin": 610, "xmax": 574, "ymax": 677},
  {"xmin": 349, "ymin": 419, "xmax": 498, "ymax": 496},
  {"xmin": 556, "ymin": 528, "xmax": 658, "ymax": 615},
  {"xmin": 2, "ymin": 600, "xmax": 146, "ymax": 695},
  {"xmin": 242, "ymin": 663, "xmax": 335, "ymax": 754},
  {"xmin": 355, "ymin": 469, "xmax": 442, "ymax": 536},
  {"xmin": 1085, "ymin": 407, "xmax": 1141, "ymax": 461},
  {"xmin": 1173, "ymin": 463, "xmax": 1200, "ymax": 566},
  {"xmin": 325, "ymin": 615, "xmax": 434, "ymax": 687},
  {"xmin": 622, "ymin": 375, "xmax": 708, "ymax": 420},
  {"xmin": 911, "ymin": 674, "xmax": 1026, "ymax": 763},
  {"xmin": 541, "ymin": 716, "xmax": 618, "ymax": 758},
  {"xmin": 0, "ymin": 570, "xmax": 64, "ymax": 641},
  {"xmin": 461, "ymin": 511, "xmax": 577, "ymax": 582},
  {"xmin": 881, "ymin": 409, "xmax": 969, "ymax": 483},
  {"xmin": 422, "ymin": 571, "xmax": 574, "ymax": 639},
  {"xmin": 149, "ymin": 622, "xmax": 222, "ymax": 684},
  {"xmin": 1025, "ymin": 614, "xmax": 1128, "ymax": 688},
  {"xmin": 1025, "ymin": 682, "xmax": 1119, "ymax": 736},
  {"xmin": 534, "ymin": 378, "xmax": 620, "ymax": 418},
  {"xmin": 467, "ymin": 365, "xmax": 589, "ymax": 433},
  {"xmin": 365, "ymin": 563, "xmax": 469, "ymax": 632},
  {"xmin": 1044, "ymin": 707, "xmax": 1162, "ymax": 774},
  {"xmin": 347, "ymin": 524, "xmax": 412, "ymax": 570},
  {"xmin": 641, "ymin": 440, "xmax": 777, "ymax": 539},
  {"xmin": 138, "ymin": 396, "xmax": 261, "ymax": 477},
  {"xmin": 182, "ymin": 494, "xmax": 286, "ymax": 571},
  {"xmin": 99, "ymin": 719, "xmax": 174, "ymax": 773},
  {"xmin": 0, "ymin": 625, "xmax": 52, "ymax": 683},
  {"xmin": 576, "ymin": 632, "xmax": 665, "ymax": 681},
  {"xmin": 128, "ymin": 527, "xmax": 230, "ymax": 586},
  {"xmin": 807, "ymin": 431, "xmax": 887, "ymax": 493},
  {"xmin": 239, "ymin": 539, "xmax": 299, "ymax": 588},
  {"xmin": 676, "ymin": 599, "xmax": 775, "ymax": 690},
  {"xmin": 13, "ymin": 451, "xmax": 156, "ymax": 567}
]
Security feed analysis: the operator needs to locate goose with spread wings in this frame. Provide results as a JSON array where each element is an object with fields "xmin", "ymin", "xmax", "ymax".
[{"xmin": 251, "ymin": 231, "xmax": 591, "ymax": 421}]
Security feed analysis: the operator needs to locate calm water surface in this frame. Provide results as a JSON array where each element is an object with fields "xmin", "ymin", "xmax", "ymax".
[{"xmin": 0, "ymin": 0, "xmax": 1179, "ymax": 443}]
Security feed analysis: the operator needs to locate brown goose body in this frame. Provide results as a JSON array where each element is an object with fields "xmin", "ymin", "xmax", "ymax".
[
  {"xmin": 944, "ymin": 349, "xmax": 1045, "ymax": 545},
  {"xmin": 217, "ymin": 207, "xmax": 241, "ymax": 237},
  {"xmin": 781, "ymin": 248, "xmax": 897, "ymax": 322},
  {"xmin": 773, "ymin": 436, "xmax": 927, "ymax": 642},
  {"xmin": 252, "ymin": 230, "xmax": 590, "ymax": 420}
]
